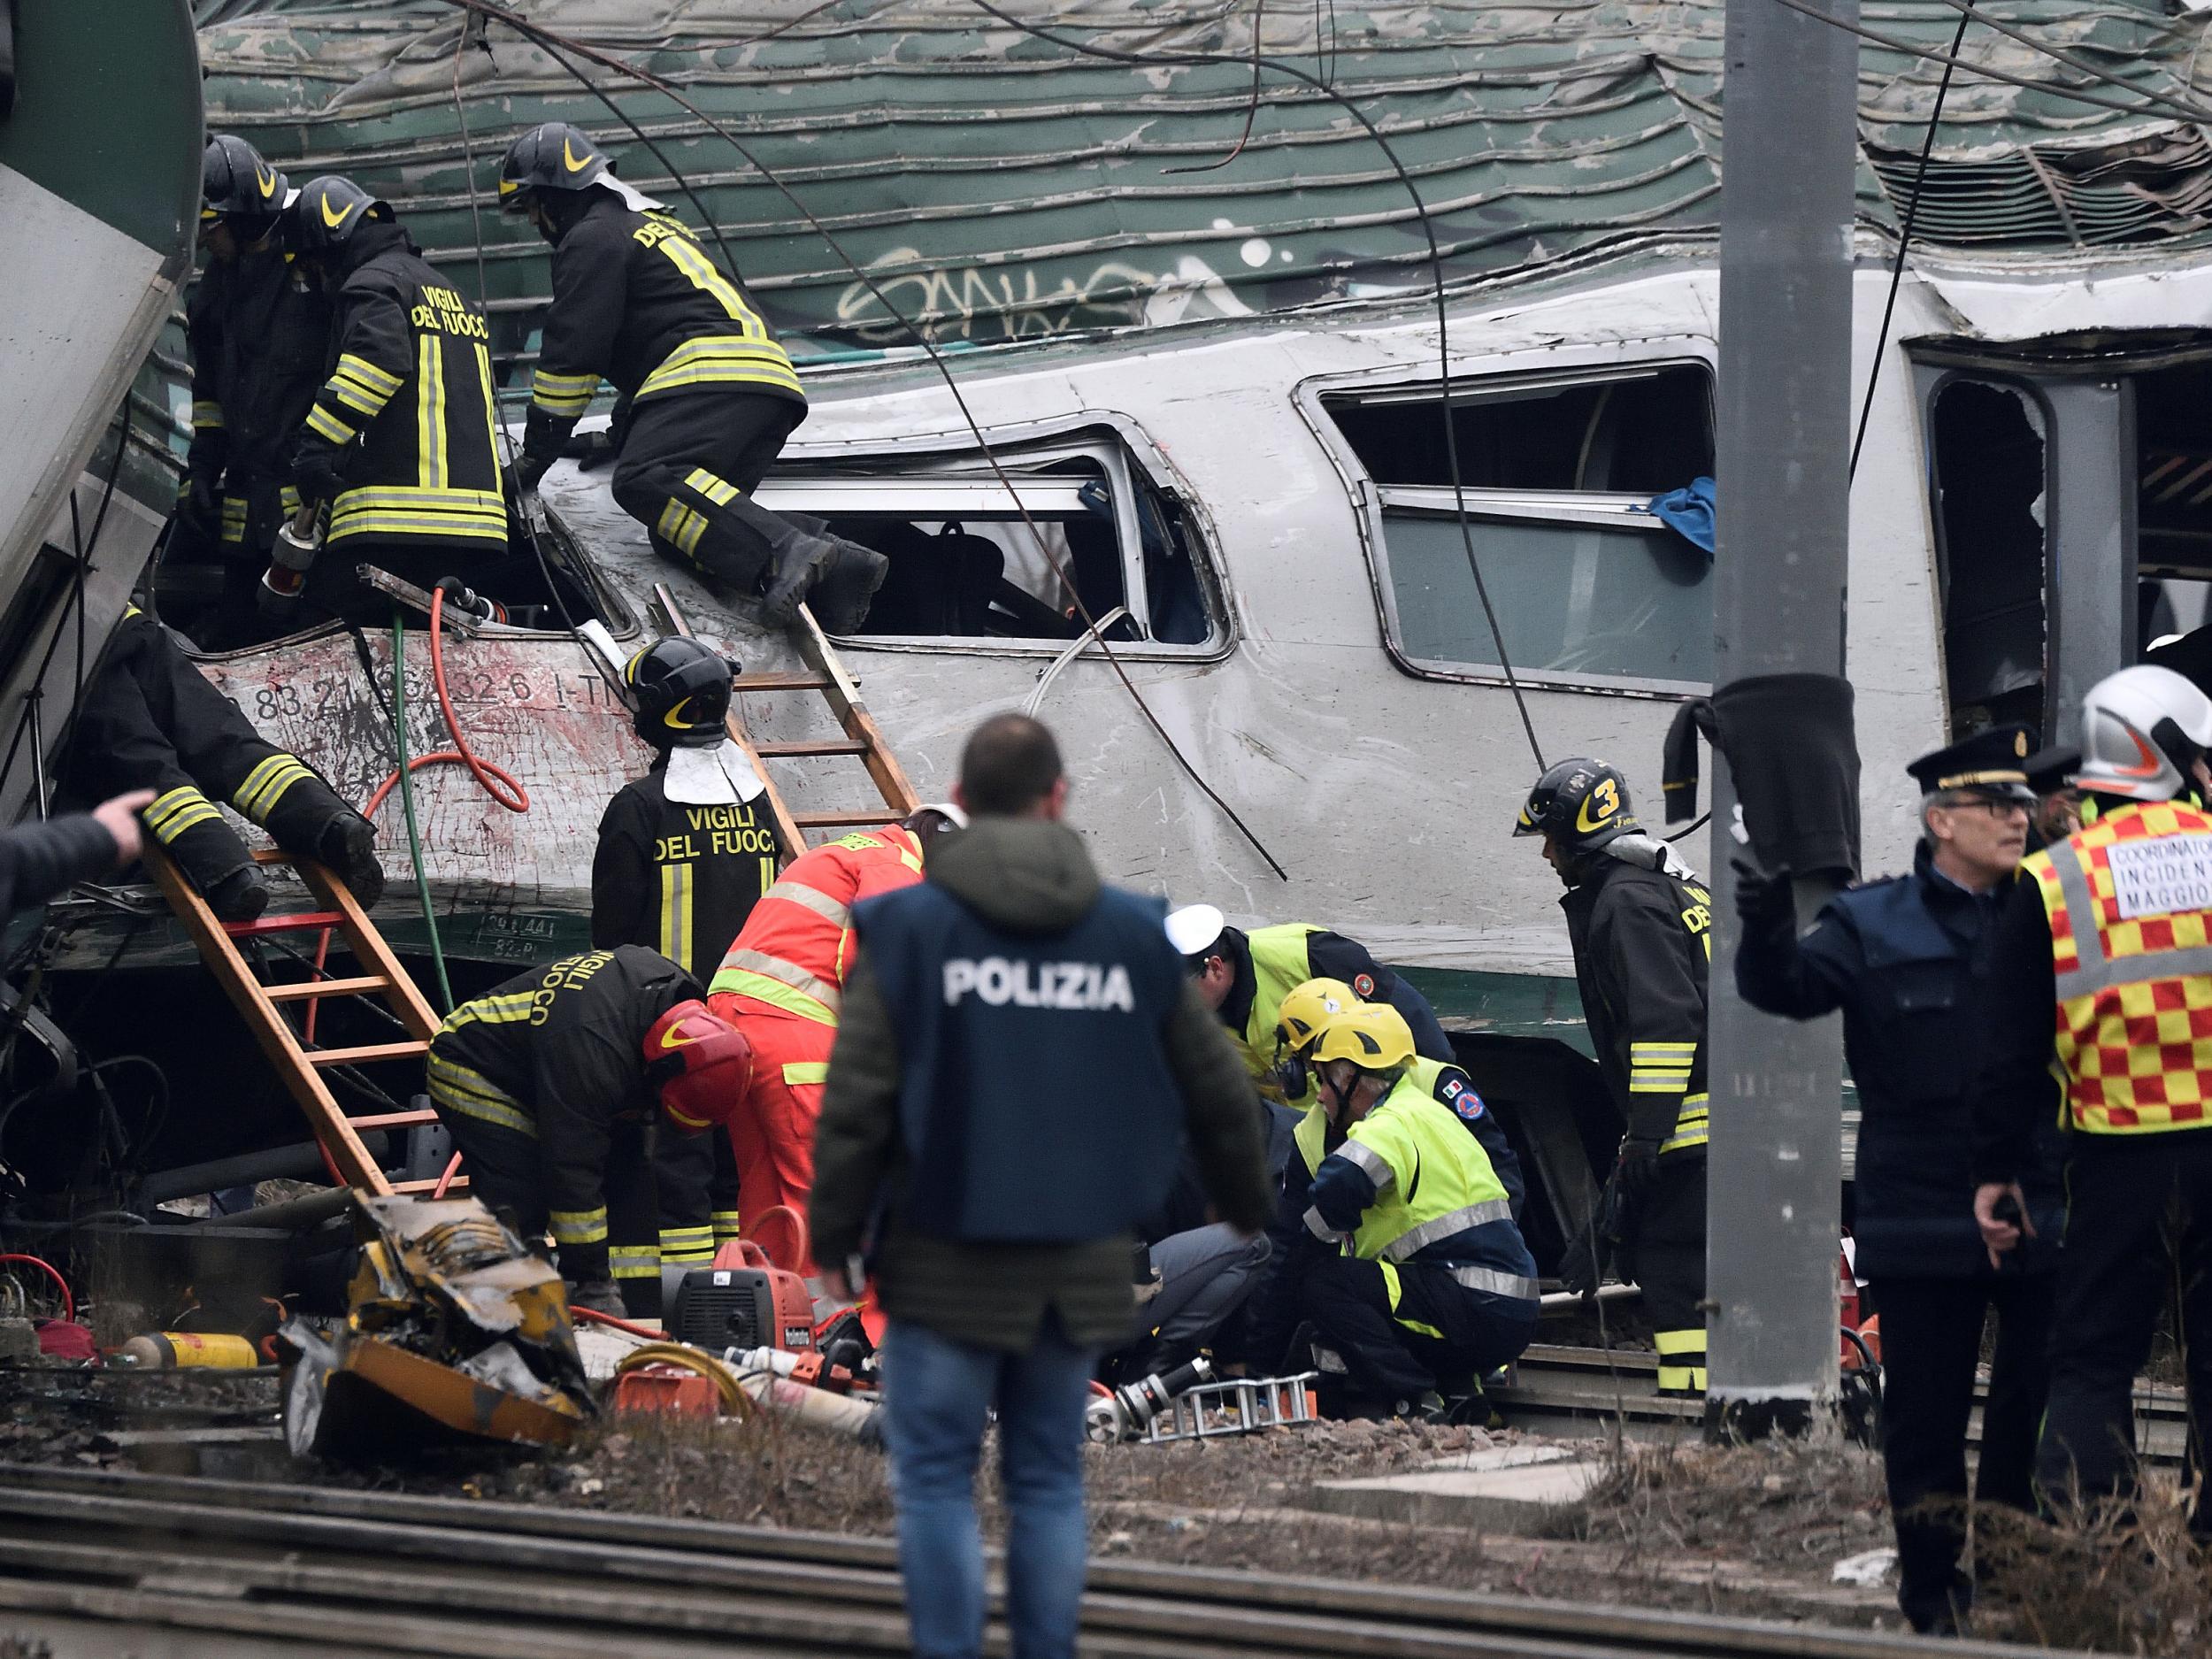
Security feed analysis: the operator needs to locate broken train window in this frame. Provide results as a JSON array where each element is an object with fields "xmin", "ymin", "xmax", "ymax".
[
  {"xmin": 754, "ymin": 434, "xmax": 1216, "ymax": 646},
  {"xmin": 1322, "ymin": 364, "xmax": 1717, "ymax": 690}
]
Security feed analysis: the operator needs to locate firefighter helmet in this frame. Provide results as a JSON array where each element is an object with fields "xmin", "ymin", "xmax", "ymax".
[
  {"xmin": 2077, "ymin": 665, "xmax": 2212, "ymax": 803},
  {"xmin": 283, "ymin": 176, "xmax": 388, "ymax": 258},
  {"xmin": 203, "ymin": 134, "xmax": 288, "ymax": 226},
  {"xmin": 1275, "ymin": 977, "xmax": 1361, "ymax": 1056},
  {"xmin": 641, "ymin": 1001, "xmax": 753, "ymax": 1133},
  {"xmin": 1514, "ymin": 757, "xmax": 1638, "ymax": 853},
  {"xmin": 499, "ymin": 122, "xmax": 612, "ymax": 211},
  {"xmin": 1305, "ymin": 1001, "xmax": 1416, "ymax": 1074},
  {"xmin": 623, "ymin": 637, "xmax": 739, "ymax": 749}
]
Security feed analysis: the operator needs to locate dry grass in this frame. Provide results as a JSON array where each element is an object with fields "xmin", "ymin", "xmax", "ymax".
[{"xmin": 1973, "ymin": 1481, "xmax": 2212, "ymax": 1655}]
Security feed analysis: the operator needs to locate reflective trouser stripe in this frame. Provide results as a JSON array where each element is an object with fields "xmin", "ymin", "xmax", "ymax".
[
  {"xmin": 684, "ymin": 467, "xmax": 741, "ymax": 507},
  {"xmin": 656, "ymin": 496, "xmax": 709, "ymax": 558},
  {"xmin": 550, "ymin": 1207, "xmax": 609, "ymax": 1246},
  {"xmin": 658, "ymin": 862, "xmax": 692, "ymax": 972},
  {"xmin": 145, "ymin": 786, "xmax": 222, "ymax": 843},
  {"xmin": 1376, "ymin": 1260, "xmax": 1448, "ymax": 1340},
  {"xmin": 192, "ymin": 400, "xmax": 224, "ymax": 430},
  {"xmin": 1655, "ymin": 1326, "xmax": 1707, "ymax": 1392},
  {"xmin": 660, "ymin": 1226, "xmax": 715, "ymax": 1265},
  {"xmin": 783, "ymin": 1061, "xmax": 831, "ymax": 1086},
  {"xmin": 611, "ymin": 1245, "xmax": 661, "ymax": 1280},
  {"xmin": 220, "ymin": 496, "xmax": 248, "ymax": 543},
  {"xmin": 426, "ymin": 1064, "xmax": 538, "ymax": 1139},
  {"xmin": 233, "ymin": 754, "xmax": 316, "ymax": 819},
  {"xmin": 711, "ymin": 1210, "xmax": 742, "ymax": 1242}
]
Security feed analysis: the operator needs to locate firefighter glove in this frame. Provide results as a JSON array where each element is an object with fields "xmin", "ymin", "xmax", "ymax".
[
  {"xmin": 1730, "ymin": 851, "xmax": 1794, "ymax": 934},
  {"xmin": 561, "ymin": 428, "xmax": 618, "ymax": 472},
  {"xmin": 294, "ymin": 452, "xmax": 346, "ymax": 512},
  {"xmin": 1614, "ymin": 1136, "xmax": 1663, "ymax": 1203}
]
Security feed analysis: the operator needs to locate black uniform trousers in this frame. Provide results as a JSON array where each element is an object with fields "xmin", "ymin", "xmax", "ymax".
[
  {"xmin": 1630, "ymin": 1150, "xmax": 1708, "ymax": 1393},
  {"xmin": 1297, "ymin": 1251, "xmax": 1536, "ymax": 1406},
  {"xmin": 434, "ymin": 1110, "xmax": 658, "ymax": 1294},
  {"xmin": 2038, "ymin": 1133, "xmax": 2212, "ymax": 1530},
  {"xmin": 1868, "ymin": 1273, "xmax": 2055, "ymax": 1631},
  {"xmin": 610, "ymin": 388, "xmax": 806, "ymax": 592},
  {"xmin": 70, "ymin": 611, "xmax": 357, "ymax": 894}
]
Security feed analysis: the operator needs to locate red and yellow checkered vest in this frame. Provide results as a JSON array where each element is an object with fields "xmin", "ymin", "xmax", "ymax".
[{"xmin": 2028, "ymin": 800, "xmax": 2212, "ymax": 1133}]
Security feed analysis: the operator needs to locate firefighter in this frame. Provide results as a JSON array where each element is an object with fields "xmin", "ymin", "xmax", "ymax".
[
  {"xmin": 495, "ymin": 122, "xmax": 887, "ymax": 632},
  {"xmin": 1272, "ymin": 977, "xmax": 1523, "ymax": 1214},
  {"xmin": 66, "ymin": 606, "xmax": 385, "ymax": 922},
  {"xmin": 180, "ymin": 134, "xmax": 331, "ymax": 647},
  {"xmin": 1974, "ymin": 665, "xmax": 2212, "ymax": 1527},
  {"xmin": 1517, "ymin": 757, "xmax": 1711, "ymax": 1395},
  {"xmin": 591, "ymin": 636, "xmax": 781, "ymax": 1286},
  {"xmin": 424, "ymin": 946, "xmax": 751, "ymax": 1315},
  {"xmin": 1247, "ymin": 1002, "xmax": 1539, "ymax": 1418},
  {"xmin": 706, "ymin": 803, "xmax": 963, "ymax": 1270},
  {"xmin": 281, "ymin": 177, "xmax": 507, "ymax": 622},
  {"xmin": 1166, "ymin": 904, "xmax": 1454, "ymax": 1108},
  {"xmin": 1738, "ymin": 726, "xmax": 2061, "ymax": 1636}
]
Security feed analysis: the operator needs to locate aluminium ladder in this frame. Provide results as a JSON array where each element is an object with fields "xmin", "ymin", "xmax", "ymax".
[
  {"xmin": 144, "ymin": 841, "xmax": 449, "ymax": 1195},
  {"xmin": 654, "ymin": 588, "xmax": 919, "ymax": 863}
]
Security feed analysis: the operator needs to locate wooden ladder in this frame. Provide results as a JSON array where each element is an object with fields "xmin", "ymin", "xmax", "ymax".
[
  {"xmin": 654, "ymin": 588, "xmax": 919, "ymax": 858},
  {"xmin": 144, "ymin": 842, "xmax": 449, "ymax": 1196}
]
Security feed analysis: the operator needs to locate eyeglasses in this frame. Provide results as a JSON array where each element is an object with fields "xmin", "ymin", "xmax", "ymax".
[{"xmin": 1939, "ymin": 795, "xmax": 2031, "ymax": 819}]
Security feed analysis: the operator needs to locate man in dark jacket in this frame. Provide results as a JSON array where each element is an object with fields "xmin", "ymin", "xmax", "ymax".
[
  {"xmin": 181, "ymin": 134, "xmax": 332, "ymax": 646},
  {"xmin": 497, "ymin": 123, "xmax": 886, "ymax": 632},
  {"xmin": 426, "ymin": 945, "xmax": 751, "ymax": 1314},
  {"xmin": 1738, "ymin": 726, "xmax": 2060, "ymax": 1637},
  {"xmin": 1, "ymin": 792, "xmax": 150, "ymax": 918},
  {"xmin": 812, "ymin": 713, "xmax": 1269, "ymax": 1659},
  {"xmin": 1517, "ymin": 757, "xmax": 1712, "ymax": 1394},
  {"xmin": 282, "ymin": 177, "xmax": 507, "ymax": 622}
]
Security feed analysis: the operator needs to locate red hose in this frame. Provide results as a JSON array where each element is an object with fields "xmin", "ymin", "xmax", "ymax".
[
  {"xmin": 360, "ymin": 588, "xmax": 530, "ymax": 820},
  {"xmin": 431, "ymin": 1151, "xmax": 463, "ymax": 1199},
  {"xmin": 572, "ymin": 1304, "xmax": 664, "ymax": 1340},
  {"xmin": 0, "ymin": 1254, "xmax": 75, "ymax": 1322}
]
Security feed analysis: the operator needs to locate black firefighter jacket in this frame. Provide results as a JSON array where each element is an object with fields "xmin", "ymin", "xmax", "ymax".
[
  {"xmin": 590, "ymin": 764, "xmax": 782, "ymax": 980},
  {"xmin": 520, "ymin": 192, "xmax": 803, "ymax": 472},
  {"xmin": 1562, "ymin": 855, "xmax": 1713, "ymax": 1157},
  {"xmin": 293, "ymin": 221, "xmax": 506, "ymax": 558},
  {"xmin": 187, "ymin": 246, "xmax": 330, "ymax": 548},
  {"xmin": 426, "ymin": 946, "xmax": 701, "ymax": 1280}
]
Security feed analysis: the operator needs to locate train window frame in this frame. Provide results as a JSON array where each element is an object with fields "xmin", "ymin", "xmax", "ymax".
[
  {"xmin": 759, "ymin": 420, "xmax": 1228, "ymax": 659},
  {"xmin": 1300, "ymin": 355, "xmax": 1718, "ymax": 699}
]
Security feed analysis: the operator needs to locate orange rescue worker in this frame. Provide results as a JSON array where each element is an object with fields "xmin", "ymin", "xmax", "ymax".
[{"xmin": 705, "ymin": 804, "xmax": 964, "ymax": 1260}]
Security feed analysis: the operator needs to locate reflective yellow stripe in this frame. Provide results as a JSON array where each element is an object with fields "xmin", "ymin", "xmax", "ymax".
[
  {"xmin": 1655, "ymin": 1328, "xmax": 1706, "ymax": 1356},
  {"xmin": 145, "ymin": 786, "xmax": 221, "ymax": 842},
  {"xmin": 656, "ymin": 498, "xmax": 708, "ymax": 558},
  {"xmin": 660, "ymin": 1227, "xmax": 713, "ymax": 1250},
  {"xmin": 532, "ymin": 369, "xmax": 598, "ymax": 396},
  {"xmin": 438, "ymin": 991, "xmax": 539, "ymax": 1033},
  {"xmin": 280, "ymin": 485, "xmax": 301, "ymax": 516},
  {"xmin": 305, "ymin": 404, "xmax": 355, "ymax": 445},
  {"xmin": 684, "ymin": 467, "xmax": 740, "ymax": 507},
  {"xmin": 475, "ymin": 343, "xmax": 499, "ymax": 490},
  {"xmin": 658, "ymin": 862, "xmax": 692, "ymax": 972},
  {"xmin": 611, "ymin": 1246, "xmax": 661, "ymax": 1279},
  {"xmin": 1656, "ymin": 1364, "xmax": 1708, "ymax": 1392},
  {"xmin": 329, "ymin": 377, "xmax": 389, "ymax": 418},
  {"xmin": 1632, "ymin": 1041, "xmax": 1698, "ymax": 1057},
  {"xmin": 655, "ymin": 238, "xmax": 768, "ymax": 333},
  {"xmin": 711, "ymin": 1210, "xmax": 742, "ymax": 1240},
  {"xmin": 426, "ymin": 1065, "xmax": 538, "ymax": 1139},
  {"xmin": 781, "ymin": 1062, "xmax": 830, "ymax": 1087},
  {"xmin": 707, "ymin": 969, "xmax": 837, "ymax": 1025},
  {"xmin": 709, "ymin": 950, "xmax": 842, "ymax": 1021},
  {"xmin": 1661, "ymin": 1094, "xmax": 1709, "ymax": 1154},
  {"xmin": 549, "ymin": 1207, "xmax": 609, "ymax": 1245},
  {"xmin": 417, "ymin": 334, "xmax": 448, "ymax": 489},
  {"xmin": 337, "ymin": 352, "xmax": 403, "ymax": 396},
  {"xmin": 191, "ymin": 401, "xmax": 225, "ymax": 430},
  {"xmin": 762, "ymin": 879, "xmax": 850, "ymax": 930},
  {"xmin": 233, "ymin": 754, "xmax": 316, "ymax": 818}
]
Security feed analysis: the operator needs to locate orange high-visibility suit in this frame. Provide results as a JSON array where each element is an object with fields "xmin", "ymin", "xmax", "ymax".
[{"xmin": 705, "ymin": 824, "xmax": 925, "ymax": 1263}]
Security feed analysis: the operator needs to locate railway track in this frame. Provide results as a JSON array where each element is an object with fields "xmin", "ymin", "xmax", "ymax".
[
  {"xmin": 1500, "ymin": 1346, "xmax": 2190, "ymax": 1465},
  {"xmin": 0, "ymin": 1463, "xmax": 2047, "ymax": 1659}
]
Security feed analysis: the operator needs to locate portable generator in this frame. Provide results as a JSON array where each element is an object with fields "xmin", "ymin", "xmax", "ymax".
[{"xmin": 664, "ymin": 1239, "xmax": 817, "ymax": 1354}]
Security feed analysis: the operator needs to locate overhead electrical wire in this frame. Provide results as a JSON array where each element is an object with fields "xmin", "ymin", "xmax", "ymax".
[
  {"xmin": 1849, "ymin": 0, "xmax": 1977, "ymax": 481},
  {"xmin": 434, "ymin": 0, "xmax": 1295, "ymax": 879}
]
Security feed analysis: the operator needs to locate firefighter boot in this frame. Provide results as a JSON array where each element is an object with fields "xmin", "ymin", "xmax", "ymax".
[
  {"xmin": 317, "ymin": 813, "xmax": 387, "ymax": 908},
  {"xmin": 250, "ymin": 764, "xmax": 386, "ymax": 907},
  {"xmin": 718, "ymin": 496, "xmax": 888, "ymax": 633}
]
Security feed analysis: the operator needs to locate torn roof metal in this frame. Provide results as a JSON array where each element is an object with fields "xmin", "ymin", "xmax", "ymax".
[{"xmin": 187, "ymin": 0, "xmax": 2212, "ymax": 365}]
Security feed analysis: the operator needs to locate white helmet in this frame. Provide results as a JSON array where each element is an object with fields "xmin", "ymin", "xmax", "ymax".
[{"xmin": 2077, "ymin": 664, "xmax": 2212, "ymax": 803}]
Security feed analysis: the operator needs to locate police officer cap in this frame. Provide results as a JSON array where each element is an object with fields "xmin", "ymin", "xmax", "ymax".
[
  {"xmin": 1906, "ymin": 724, "xmax": 2038, "ymax": 803},
  {"xmin": 2024, "ymin": 743, "xmax": 2080, "ymax": 797},
  {"xmin": 1165, "ymin": 903, "xmax": 1225, "ymax": 960}
]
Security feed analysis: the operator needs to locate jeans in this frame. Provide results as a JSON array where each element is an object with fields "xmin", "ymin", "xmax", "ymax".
[{"xmin": 882, "ymin": 1316, "xmax": 1099, "ymax": 1659}]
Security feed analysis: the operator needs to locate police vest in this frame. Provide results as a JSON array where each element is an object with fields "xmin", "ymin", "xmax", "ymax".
[
  {"xmin": 1235, "ymin": 924, "xmax": 1322, "ymax": 1102},
  {"xmin": 857, "ymin": 879, "xmax": 1187, "ymax": 1243},
  {"xmin": 2029, "ymin": 800, "xmax": 2212, "ymax": 1135},
  {"xmin": 1293, "ymin": 1070, "xmax": 1534, "ymax": 1302}
]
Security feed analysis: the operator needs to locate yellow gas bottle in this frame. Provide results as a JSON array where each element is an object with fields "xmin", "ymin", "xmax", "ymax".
[{"xmin": 114, "ymin": 1332, "xmax": 262, "ymax": 1370}]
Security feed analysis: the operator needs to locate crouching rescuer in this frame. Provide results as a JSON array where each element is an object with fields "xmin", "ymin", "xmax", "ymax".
[
  {"xmin": 1248, "ymin": 1002, "xmax": 1538, "ymax": 1419},
  {"xmin": 424, "ymin": 946, "xmax": 751, "ymax": 1315},
  {"xmin": 497, "ymin": 123, "xmax": 887, "ymax": 632}
]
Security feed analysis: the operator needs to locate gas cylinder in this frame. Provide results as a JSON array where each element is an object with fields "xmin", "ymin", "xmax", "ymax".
[{"xmin": 114, "ymin": 1332, "xmax": 261, "ymax": 1370}]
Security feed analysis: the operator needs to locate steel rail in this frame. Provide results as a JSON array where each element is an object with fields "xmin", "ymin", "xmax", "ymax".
[{"xmin": 0, "ymin": 1465, "xmax": 2047, "ymax": 1659}]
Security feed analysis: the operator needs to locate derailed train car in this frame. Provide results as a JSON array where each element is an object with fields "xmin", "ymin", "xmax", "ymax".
[{"xmin": 12, "ymin": 0, "xmax": 2212, "ymax": 1256}]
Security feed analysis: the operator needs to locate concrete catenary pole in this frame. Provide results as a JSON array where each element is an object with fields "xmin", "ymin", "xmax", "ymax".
[{"xmin": 1704, "ymin": 0, "xmax": 1861, "ymax": 1438}]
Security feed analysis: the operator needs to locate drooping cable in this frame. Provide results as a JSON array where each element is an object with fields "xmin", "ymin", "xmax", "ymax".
[
  {"xmin": 1164, "ymin": 0, "xmax": 1268, "ymax": 176},
  {"xmin": 388, "ymin": 613, "xmax": 455, "ymax": 1014},
  {"xmin": 1849, "ymin": 1, "xmax": 1975, "ymax": 481},
  {"xmin": 429, "ymin": 0, "xmax": 1304, "ymax": 876}
]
